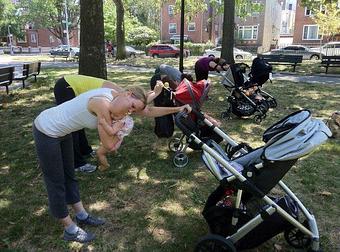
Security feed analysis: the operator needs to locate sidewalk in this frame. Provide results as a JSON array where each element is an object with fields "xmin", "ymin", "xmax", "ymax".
[{"xmin": 1, "ymin": 60, "xmax": 339, "ymax": 94}]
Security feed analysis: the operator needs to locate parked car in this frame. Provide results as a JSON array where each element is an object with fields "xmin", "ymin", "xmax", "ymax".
[
  {"xmin": 148, "ymin": 44, "xmax": 190, "ymax": 58},
  {"xmin": 263, "ymin": 45, "xmax": 322, "ymax": 60},
  {"xmin": 203, "ymin": 47, "xmax": 252, "ymax": 60},
  {"xmin": 310, "ymin": 42, "xmax": 340, "ymax": 56},
  {"xmin": 113, "ymin": 46, "xmax": 145, "ymax": 58},
  {"xmin": 50, "ymin": 45, "xmax": 79, "ymax": 57},
  {"xmin": 170, "ymin": 35, "xmax": 191, "ymax": 44}
]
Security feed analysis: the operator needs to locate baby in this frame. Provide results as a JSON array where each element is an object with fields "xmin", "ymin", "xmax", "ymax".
[{"xmin": 97, "ymin": 116, "xmax": 134, "ymax": 171}]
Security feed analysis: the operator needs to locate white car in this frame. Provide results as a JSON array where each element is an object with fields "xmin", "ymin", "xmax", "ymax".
[
  {"xmin": 203, "ymin": 47, "xmax": 252, "ymax": 60},
  {"xmin": 310, "ymin": 42, "xmax": 340, "ymax": 56}
]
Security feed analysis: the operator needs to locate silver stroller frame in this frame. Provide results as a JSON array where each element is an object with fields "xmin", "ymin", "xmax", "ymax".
[{"xmin": 175, "ymin": 110, "xmax": 327, "ymax": 251}]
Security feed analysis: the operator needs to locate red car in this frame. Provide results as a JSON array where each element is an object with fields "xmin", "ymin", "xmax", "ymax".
[{"xmin": 148, "ymin": 44, "xmax": 189, "ymax": 58}]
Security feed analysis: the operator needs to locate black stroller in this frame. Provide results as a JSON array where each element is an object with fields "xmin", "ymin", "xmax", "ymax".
[
  {"xmin": 174, "ymin": 109, "xmax": 331, "ymax": 251},
  {"xmin": 220, "ymin": 57, "xmax": 277, "ymax": 123}
]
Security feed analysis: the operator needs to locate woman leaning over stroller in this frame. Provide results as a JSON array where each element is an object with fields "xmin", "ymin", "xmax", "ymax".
[
  {"xmin": 195, "ymin": 56, "xmax": 229, "ymax": 81},
  {"xmin": 33, "ymin": 86, "xmax": 191, "ymax": 243}
]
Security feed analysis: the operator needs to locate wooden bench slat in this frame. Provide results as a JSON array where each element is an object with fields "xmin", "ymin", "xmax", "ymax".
[
  {"xmin": 13, "ymin": 62, "xmax": 41, "ymax": 88},
  {"xmin": 0, "ymin": 66, "xmax": 15, "ymax": 94},
  {"xmin": 320, "ymin": 56, "xmax": 340, "ymax": 73},
  {"xmin": 258, "ymin": 54, "xmax": 303, "ymax": 72}
]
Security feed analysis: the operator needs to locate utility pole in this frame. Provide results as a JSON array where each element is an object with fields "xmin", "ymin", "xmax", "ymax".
[
  {"xmin": 8, "ymin": 25, "xmax": 13, "ymax": 56},
  {"xmin": 179, "ymin": 0, "xmax": 185, "ymax": 72},
  {"xmin": 63, "ymin": 0, "xmax": 70, "ymax": 52}
]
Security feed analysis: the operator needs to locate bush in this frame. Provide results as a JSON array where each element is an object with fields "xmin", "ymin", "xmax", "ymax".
[
  {"xmin": 173, "ymin": 42, "xmax": 214, "ymax": 56},
  {"xmin": 127, "ymin": 26, "xmax": 158, "ymax": 47}
]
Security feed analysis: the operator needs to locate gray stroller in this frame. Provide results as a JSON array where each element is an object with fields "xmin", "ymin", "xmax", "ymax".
[{"xmin": 174, "ymin": 109, "xmax": 331, "ymax": 251}]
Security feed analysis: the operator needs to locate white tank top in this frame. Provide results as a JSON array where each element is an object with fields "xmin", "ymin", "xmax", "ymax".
[{"xmin": 34, "ymin": 88, "xmax": 114, "ymax": 138}]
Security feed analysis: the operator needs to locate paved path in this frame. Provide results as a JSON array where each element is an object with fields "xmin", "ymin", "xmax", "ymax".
[{"xmin": 1, "ymin": 59, "xmax": 339, "ymax": 93}]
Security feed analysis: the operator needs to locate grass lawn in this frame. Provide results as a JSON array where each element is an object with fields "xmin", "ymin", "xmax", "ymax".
[{"xmin": 0, "ymin": 67, "xmax": 339, "ymax": 251}]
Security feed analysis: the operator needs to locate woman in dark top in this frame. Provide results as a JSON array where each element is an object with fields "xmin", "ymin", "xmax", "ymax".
[{"xmin": 194, "ymin": 56, "xmax": 229, "ymax": 81}]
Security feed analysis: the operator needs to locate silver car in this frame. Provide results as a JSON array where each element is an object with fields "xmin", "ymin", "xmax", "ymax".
[
  {"xmin": 203, "ymin": 47, "xmax": 252, "ymax": 60},
  {"xmin": 264, "ymin": 45, "xmax": 323, "ymax": 60}
]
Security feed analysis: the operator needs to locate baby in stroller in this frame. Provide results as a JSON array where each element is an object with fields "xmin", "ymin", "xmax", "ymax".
[
  {"xmin": 150, "ymin": 66, "xmax": 222, "ymax": 167},
  {"xmin": 220, "ymin": 57, "xmax": 277, "ymax": 123}
]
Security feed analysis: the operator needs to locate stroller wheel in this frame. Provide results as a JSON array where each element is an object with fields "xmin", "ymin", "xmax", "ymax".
[
  {"xmin": 254, "ymin": 115, "xmax": 263, "ymax": 123},
  {"xmin": 284, "ymin": 220, "xmax": 311, "ymax": 249},
  {"xmin": 168, "ymin": 138, "xmax": 184, "ymax": 152},
  {"xmin": 268, "ymin": 98, "xmax": 278, "ymax": 108},
  {"xmin": 221, "ymin": 111, "xmax": 231, "ymax": 120},
  {"xmin": 173, "ymin": 152, "xmax": 189, "ymax": 168},
  {"xmin": 195, "ymin": 234, "xmax": 236, "ymax": 252}
]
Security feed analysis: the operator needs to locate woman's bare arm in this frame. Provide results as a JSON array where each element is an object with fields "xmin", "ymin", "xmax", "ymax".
[
  {"xmin": 88, "ymin": 98, "xmax": 123, "ymax": 151},
  {"xmin": 135, "ymin": 104, "xmax": 192, "ymax": 117}
]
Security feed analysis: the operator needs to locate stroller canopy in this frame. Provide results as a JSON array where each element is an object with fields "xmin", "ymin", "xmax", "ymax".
[{"xmin": 263, "ymin": 110, "xmax": 332, "ymax": 161}]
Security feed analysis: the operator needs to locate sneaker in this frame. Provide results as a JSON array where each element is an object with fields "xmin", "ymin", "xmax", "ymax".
[
  {"xmin": 76, "ymin": 215, "xmax": 105, "ymax": 227},
  {"xmin": 75, "ymin": 163, "xmax": 97, "ymax": 173},
  {"xmin": 63, "ymin": 227, "xmax": 95, "ymax": 243},
  {"xmin": 89, "ymin": 150, "xmax": 97, "ymax": 159}
]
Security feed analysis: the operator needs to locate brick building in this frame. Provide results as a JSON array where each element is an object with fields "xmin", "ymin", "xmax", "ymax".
[
  {"xmin": 235, "ymin": 0, "xmax": 282, "ymax": 53},
  {"xmin": 293, "ymin": 0, "xmax": 327, "ymax": 46},
  {"xmin": 15, "ymin": 28, "xmax": 79, "ymax": 48},
  {"xmin": 160, "ymin": 0, "xmax": 222, "ymax": 43}
]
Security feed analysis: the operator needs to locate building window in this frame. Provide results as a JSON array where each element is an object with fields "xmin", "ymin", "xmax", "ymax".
[
  {"xmin": 303, "ymin": 25, "xmax": 321, "ymax": 40},
  {"xmin": 30, "ymin": 33, "xmax": 36, "ymax": 43},
  {"xmin": 168, "ymin": 5, "xmax": 174, "ymax": 16},
  {"xmin": 238, "ymin": 25, "xmax": 258, "ymax": 40},
  {"xmin": 188, "ymin": 22, "xmax": 196, "ymax": 32},
  {"xmin": 49, "ymin": 35, "xmax": 55, "ymax": 44},
  {"xmin": 169, "ymin": 23, "xmax": 177, "ymax": 34},
  {"xmin": 288, "ymin": 4, "xmax": 292, "ymax": 10},
  {"xmin": 304, "ymin": 7, "xmax": 312, "ymax": 16}
]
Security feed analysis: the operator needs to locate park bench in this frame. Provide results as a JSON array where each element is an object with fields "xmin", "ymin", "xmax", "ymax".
[
  {"xmin": 321, "ymin": 56, "xmax": 340, "ymax": 74},
  {"xmin": 14, "ymin": 62, "xmax": 41, "ymax": 88},
  {"xmin": 0, "ymin": 66, "xmax": 15, "ymax": 94},
  {"xmin": 257, "ymin": 54, "xmax": 303, "ymax": 72}
]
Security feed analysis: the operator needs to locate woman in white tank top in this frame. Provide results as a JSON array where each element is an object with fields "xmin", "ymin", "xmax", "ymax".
[{"xmin": 33, "ymin": 85, "xmax": 192, "ymax": 243}]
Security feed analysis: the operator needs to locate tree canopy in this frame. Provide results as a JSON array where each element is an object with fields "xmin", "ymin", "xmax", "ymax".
[{"xmin": 18, "ymin": 0, "xmax": 80, "ymax": 44}]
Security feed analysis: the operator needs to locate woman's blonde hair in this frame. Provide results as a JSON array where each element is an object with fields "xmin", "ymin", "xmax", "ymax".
[{"xmin": 127, "ymin": 85, "xmax": 148, "ymax": 107}]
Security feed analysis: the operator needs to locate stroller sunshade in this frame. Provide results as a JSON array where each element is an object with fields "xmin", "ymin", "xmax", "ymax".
[{"xmin": 263, "ymin": 110, "xmax": 332, "ymax": 161}]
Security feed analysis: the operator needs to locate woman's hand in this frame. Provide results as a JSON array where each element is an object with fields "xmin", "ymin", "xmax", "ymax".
[
  {"xmin": 178, "ymin": 104, "xmax": 192, "ymax": 114},
  {"xmin": 154, "ymin": 81, "xmax": 164, "ymax": 96}
]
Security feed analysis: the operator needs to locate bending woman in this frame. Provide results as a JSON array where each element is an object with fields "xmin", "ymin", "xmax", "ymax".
[
  {"xmin": 194, "ymin": 56, "xmax": 229, "ymax": 81},
  {"xmin": 54, "ymin": 74, "xmax": 163, "ymax": 173},
  {"xmin": 33, "ymin": 86, "xmax": 191, "ymax": 243}
]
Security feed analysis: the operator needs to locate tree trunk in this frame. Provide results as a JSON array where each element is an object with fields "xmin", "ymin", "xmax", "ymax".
[
  {"xmin": 113, "ymin": 0, "xmax": 126, "ymax": 59},
  {"xmin": 208, "ymin": 5, "xmax": 213, "ymax": 41},
  {"xmin": 221, "ymin": 0, "xmax": 235, "ymax": 64},
  {"xmin": 79, "ymin": 0, "xmax": 107, "ymax": 79}
]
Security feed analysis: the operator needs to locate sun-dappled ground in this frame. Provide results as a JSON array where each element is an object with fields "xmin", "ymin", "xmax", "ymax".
[{"xmin": 0, "ymin": 67, "xmax": 339, "ymax": 251}]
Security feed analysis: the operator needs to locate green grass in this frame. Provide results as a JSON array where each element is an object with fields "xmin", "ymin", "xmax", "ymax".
[{"xmin": 0, "ymin": 68, "xmax": 339, "ymax": 251}]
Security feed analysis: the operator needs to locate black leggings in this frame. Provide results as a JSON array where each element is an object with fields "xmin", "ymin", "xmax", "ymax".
[
  {"xmin": 53, "ymin": 78, "xmax": 93, "ymax": 168},
  {"xmin": 33, "ymin": 124, "xmax": 80, "ymax": 219}
]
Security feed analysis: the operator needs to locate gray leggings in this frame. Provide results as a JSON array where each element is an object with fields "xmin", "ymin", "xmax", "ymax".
[{"xmin": 33, "ymin": 124, "xmax": 80, "ymax": 219}]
